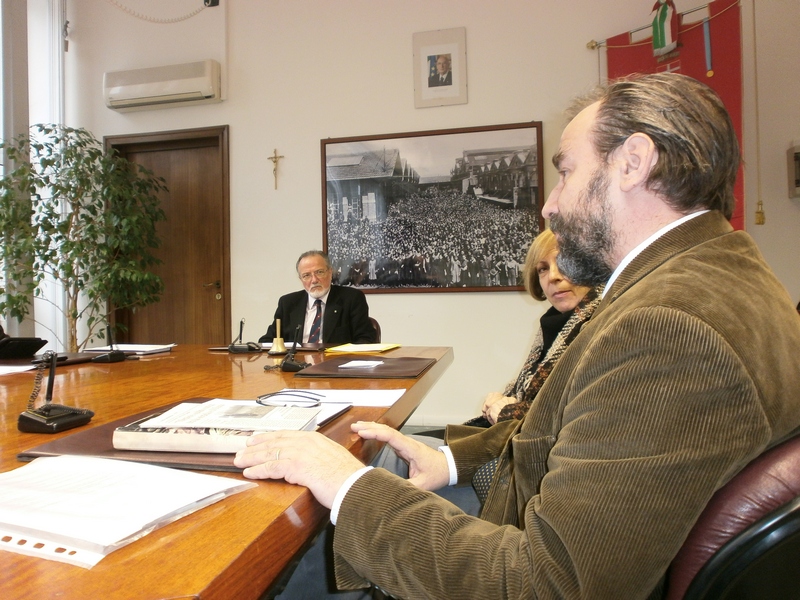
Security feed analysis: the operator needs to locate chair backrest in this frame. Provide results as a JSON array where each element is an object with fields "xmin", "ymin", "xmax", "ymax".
[
  {"xmin": 666, "ymin": 431, "xmax": 800, "ymax": 599},
  {"xmin": 368, "ymin": 317, "xmax": 381, "ymax": 343}
]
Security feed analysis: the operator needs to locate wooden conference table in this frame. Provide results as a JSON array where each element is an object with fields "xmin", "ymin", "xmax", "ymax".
[{"xmin": 0, "ymin": 344, "xmax": 453, "ymax": 600}]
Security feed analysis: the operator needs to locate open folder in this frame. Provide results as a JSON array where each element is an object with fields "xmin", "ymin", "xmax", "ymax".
[
  {"xmin": 18, "ymin": 400, "xmax": 243, "ymax": 472},
  {"xmin": 18, "ymin": 398, "xmax": 356, "ymax": 470}
]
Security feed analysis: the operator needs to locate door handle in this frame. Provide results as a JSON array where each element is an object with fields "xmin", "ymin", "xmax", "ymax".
[{"xmin": 203, "ymin": 280, "xmax": 221, "ymax": 289}]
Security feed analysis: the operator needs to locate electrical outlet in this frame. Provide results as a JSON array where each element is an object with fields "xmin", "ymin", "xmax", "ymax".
[{"xmin": 788, "ymin": 143, "xmax": 800, "ymax": 199}]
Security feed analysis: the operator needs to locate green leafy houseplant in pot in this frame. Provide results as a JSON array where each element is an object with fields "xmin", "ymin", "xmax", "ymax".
[{"xmin": 0, "ymin": 124, "xmax": 167, "ymax": 352}]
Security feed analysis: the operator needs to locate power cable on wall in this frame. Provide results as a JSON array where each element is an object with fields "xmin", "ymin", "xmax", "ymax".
[
  {"xmin": 751, "ymin": 1, "xmax": 765, "ymax": 225},
  {"xmin": 105, "ymin": 0, "xmax": 207, "ymax": 24}
]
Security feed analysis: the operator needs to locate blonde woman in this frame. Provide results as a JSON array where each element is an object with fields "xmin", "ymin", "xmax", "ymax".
[{"xmin": 471, "ymin": 229, "xmax": 603, "ymax": 426}]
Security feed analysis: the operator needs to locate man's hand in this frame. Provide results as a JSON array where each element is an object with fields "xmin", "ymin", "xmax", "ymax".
[
  {"xmin": 352, "ymin": 422, "xmax": 450, "ymax": 491},
  {"xmin": 481, "ymin": 392, "xmax": 515, "ymax": 425},
  {"xmin": 234, "ymin": 430, "xmax": 365, "ymax": 509}
]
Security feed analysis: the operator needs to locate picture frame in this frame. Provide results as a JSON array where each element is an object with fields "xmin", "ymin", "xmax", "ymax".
[
  {"xmin": 413, "ymin": 27, "xmax": 467, "ymax": 108},
  {"xmin": 321, "ymin": 121, "xmax": 544, "ymax": 294}
]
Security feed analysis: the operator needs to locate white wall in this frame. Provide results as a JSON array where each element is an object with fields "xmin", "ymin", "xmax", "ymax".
[
  {"xmin": 63, "ymin": 0, "xmax": 800, "ymax": 425},
  {"xmin": 740, "ymin": 0, "xmax": 800, "ymax": 292}
]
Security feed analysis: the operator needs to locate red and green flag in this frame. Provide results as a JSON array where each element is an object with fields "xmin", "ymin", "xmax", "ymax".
[{"xmin": 651, "ymin": 0, "xmax": 679, "ymax": 56}]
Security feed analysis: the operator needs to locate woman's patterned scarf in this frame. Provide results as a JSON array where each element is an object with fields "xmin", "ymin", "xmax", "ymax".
[
  {"xmin": 496, "ymin": 285, "xmax": 604, "ymax": 422},
  {"xmin": 471, "ymin": 285, "xmax": 604, "ymax": 502}
]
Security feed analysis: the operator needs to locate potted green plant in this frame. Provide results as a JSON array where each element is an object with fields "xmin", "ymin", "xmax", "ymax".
[{"xmin": 0, "ymin": 124, "xmax": 167, "ymax": 352}]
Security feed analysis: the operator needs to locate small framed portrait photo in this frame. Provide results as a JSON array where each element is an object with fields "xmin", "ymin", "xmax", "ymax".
[{"xmin": 413, "ymin": 27, "xmax": 467, "ymax": 108}]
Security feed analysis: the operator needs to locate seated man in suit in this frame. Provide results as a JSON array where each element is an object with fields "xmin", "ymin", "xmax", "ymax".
[{"xmin": 259, "ymin": 250, "xmax": 377, "ymax": 345}]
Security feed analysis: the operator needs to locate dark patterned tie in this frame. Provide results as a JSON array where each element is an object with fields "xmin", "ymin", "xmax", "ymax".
[{"xmin": 308, "ymin": 299, "xmax": 322, "ymax": 343}]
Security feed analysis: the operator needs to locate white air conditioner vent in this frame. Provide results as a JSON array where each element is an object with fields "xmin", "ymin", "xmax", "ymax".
[{"xmin": 104, "ymin": 59, "xmax": 221, "ymax": 111}]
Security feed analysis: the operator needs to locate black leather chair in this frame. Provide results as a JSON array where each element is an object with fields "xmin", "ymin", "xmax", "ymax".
[
  {"xmin": 666, "ymin": 431, "xmax": 800, "ymax": 599},
  {"xmin": 369, "ymin": 317, "xmax": 381, "ymax": 343}
]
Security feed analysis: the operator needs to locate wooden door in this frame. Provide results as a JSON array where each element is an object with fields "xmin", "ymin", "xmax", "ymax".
[{"xmin": 105, "ymin": 126, "xmax": 231, "ymax": 345}]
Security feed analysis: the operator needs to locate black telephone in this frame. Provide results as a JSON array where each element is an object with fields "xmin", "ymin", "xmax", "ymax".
[
  {"xmin": 18, "ymin": 351, "xmax": 94, "ymax": 433},
  {"xmin": 0, "ymin": 336, "xmax": 48, "ymax": 359}
]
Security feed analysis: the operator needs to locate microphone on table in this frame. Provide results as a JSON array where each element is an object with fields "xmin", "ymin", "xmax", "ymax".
[
  {"xmin": 229, "ymin": 318, "xmax": 261, "ymax": 353},
  {"xmin": 288, "ymin": 324, "xmax": 302, "ymax": 358},
  {"xmin": 281, "ymin": 325, "xmax": 310, "ymax": 372},
  {"xmin": 92, "ymin": 325, "xmax": 127, "ymax": 363},
  {"xmin": 18, "ymin": 350, "xmax": 95, "ymax": 433}
]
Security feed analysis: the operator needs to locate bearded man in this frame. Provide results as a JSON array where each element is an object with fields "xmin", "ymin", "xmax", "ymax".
[{"xmin": 239, "ymin": 74, "xmax": 800, "ymax": 599}]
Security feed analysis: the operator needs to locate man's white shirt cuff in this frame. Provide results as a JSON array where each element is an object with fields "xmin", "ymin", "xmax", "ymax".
[
  {"xmin": 330, "ymin": 466, "xmax": 373, "ymax": 525},
  {"xmin": 439, "ymin": 445, "xmax": 458, "ymax": 486},
  {"xmin": 331, "ymin": 446, "xmax": 457, "ymax": 525}
]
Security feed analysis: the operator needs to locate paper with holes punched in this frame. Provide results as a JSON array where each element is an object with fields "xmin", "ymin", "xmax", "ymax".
[{"xmin": 0, "ymin": 455, "xmax": 255, "ymax": 568}]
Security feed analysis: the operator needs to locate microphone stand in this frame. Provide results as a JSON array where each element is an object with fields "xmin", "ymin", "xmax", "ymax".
[
  {"xmin": 43, "ymin": 350, "xmax": 57, "ymax": 408},
  {"xmin": 92, "ymin": 325, "xmax": 127, "ymax": 363},
  {"xmin": 281, "ymin": 325, "xmax": 310, "ymax": 372},
  {"xmin": 229, "ymin": 318, "xmax": 260, "ymax": 353},
  {"xmin": 18, "ymin": 350, "xmax": 95, "ymax": 433}
]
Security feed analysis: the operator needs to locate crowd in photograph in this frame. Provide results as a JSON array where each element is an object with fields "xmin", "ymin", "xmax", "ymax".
[{"xmin": 327, "ymin": 188, "xmax": 539, "ymax": 288}]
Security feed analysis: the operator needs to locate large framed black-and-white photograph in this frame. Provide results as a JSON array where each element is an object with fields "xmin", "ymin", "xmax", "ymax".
[{"xmin": 321, "ymin": 121, "xmax": 544, "ymax": 293}]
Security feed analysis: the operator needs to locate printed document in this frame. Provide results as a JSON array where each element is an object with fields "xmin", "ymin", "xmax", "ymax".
[{"xmin": 0, "ymin": 455, "xmax": 255, "ymax": 568}]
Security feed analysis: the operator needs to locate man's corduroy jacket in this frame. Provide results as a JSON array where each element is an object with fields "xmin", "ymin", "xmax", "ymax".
[{"xmin": 332, "ymin": 211, "xmax": 800, "ymax": 599}]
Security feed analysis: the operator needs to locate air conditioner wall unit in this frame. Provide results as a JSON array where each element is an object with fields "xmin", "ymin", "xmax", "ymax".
[{"xmin": 104, "ymin": 59, "xmax": 221, "ymax": 111}]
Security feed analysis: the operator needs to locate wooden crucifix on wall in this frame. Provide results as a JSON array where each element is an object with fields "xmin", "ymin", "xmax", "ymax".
[{"xmin": 268, "ymin": 148, "xmax": 284, "ymax": 190}]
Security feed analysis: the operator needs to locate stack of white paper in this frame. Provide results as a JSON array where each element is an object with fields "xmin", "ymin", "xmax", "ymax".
[{"xmin": 0, "ymin": 455, "xmax": 255, "ymax": 568}]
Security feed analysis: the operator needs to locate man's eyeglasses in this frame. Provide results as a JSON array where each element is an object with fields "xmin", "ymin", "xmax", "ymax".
[
  {"xmin": 299, "ymin": 269, "xmax": 330, "ymax": 281},
  {"xmin": 257, "ymin": 390, "xmax": 324, "ymax": 407}
]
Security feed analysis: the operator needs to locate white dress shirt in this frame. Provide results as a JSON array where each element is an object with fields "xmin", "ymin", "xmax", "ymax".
[{"xmin": 603, "ymin": 211, "xmax": 708, "ymax": 297}]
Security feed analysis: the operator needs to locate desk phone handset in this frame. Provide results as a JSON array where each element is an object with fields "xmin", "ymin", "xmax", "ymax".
[
  {"xmin": 281, "ymin": 325, "xmax": 310, "ymax": 372},
  {"xmin": 18, "ymin": 351, "xmax": 94, "ymax": 434}
]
